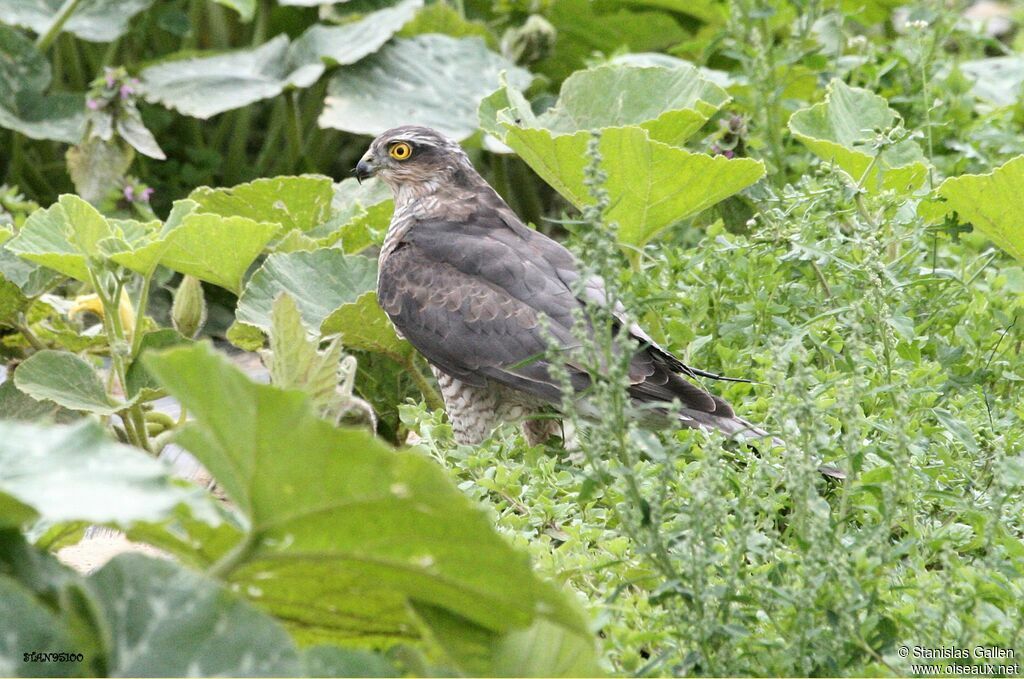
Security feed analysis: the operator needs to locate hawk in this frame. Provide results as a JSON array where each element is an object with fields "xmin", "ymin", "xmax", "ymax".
[{"xmin": 356, "ymin": 125, "xmax": 777, "ymax": 448}]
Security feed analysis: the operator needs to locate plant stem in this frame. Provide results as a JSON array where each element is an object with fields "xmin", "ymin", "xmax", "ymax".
[
  {"xmin": 88, "ymin": 270, "xmax": 152, "ymax": 452},
  {"xmin": 35, "ymin": 0, "xmax": 85, "ymax": 52},
  {"xmin": 286, "ymin": 92, "xmax": 305, "ymax": 173},
  {"xmin": 15, "ymin": 316, "xmax": 46, "ymax": 351},
  {"xmin": 403, "ymin": 356, "xmax": 444, "ymax": 412},
  {"xmin": 130, "ymin": 273, "xmax": 153, "ymax": 358}
]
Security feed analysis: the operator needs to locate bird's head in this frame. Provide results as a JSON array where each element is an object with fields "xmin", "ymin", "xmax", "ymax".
[{"xmin": 354, "ymin": 126, "xmax": 473, "ymax": 196}]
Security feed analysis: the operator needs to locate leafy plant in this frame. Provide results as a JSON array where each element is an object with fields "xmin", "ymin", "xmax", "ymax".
[{"xmin": 1, "ymin": 0, "xmax": 1023, "ymax": 676}]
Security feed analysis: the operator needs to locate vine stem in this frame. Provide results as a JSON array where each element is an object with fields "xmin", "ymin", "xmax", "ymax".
[
  {"xmin": 35, "ymin": 0, "xmax": 85, "ymax": 52},
  {"xmin": 130, "ymin": 273, "xmax": 153, "ymax": 358},
  {"xmin": 88, "ymin": 270, "xmax": 152, "ymax": 453},
  {"xmin": 402, "ymin": 355, "xmax": 444, "ymax": 412},
  {"xmin": 15, "ymin": 315, "xmax": 45, "ymax": 351}
]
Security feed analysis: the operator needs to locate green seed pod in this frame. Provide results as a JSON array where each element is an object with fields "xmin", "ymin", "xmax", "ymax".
[
  {"xmin": 171, "ymin": 275, "xmax": 207, "ymax": 338},
  {"xmin": 501, "ymin": 14, "xmax": 556, "ymax": 65}
]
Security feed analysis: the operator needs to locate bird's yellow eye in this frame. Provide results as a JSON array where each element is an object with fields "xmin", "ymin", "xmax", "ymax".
[{"xmin": 389, "ymin": 142, "xmax": 412, "ymax": 160}]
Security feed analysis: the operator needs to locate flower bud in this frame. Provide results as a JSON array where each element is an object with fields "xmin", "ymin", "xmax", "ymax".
[
  {"xmin": 501, "ymin": 15, "xmax": 557, "ymax": 65},
  {"xmin": 171, "ymin": 275, "xmax": 207, "ymax": 338}
]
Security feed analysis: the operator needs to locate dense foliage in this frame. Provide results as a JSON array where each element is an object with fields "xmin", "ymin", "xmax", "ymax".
[{"xmin": 1, "ymin": 0, "xmax": 1023, "ymax": 676}]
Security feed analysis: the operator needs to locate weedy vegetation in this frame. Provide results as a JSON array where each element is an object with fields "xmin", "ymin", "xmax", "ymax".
[{"xmin": 0, "ymin": 0, "xmax": 1022, "ymax": 676}]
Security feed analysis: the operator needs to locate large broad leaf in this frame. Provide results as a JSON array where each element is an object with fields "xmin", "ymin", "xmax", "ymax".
[
  {"xmin": 1, "ymin": 534, "xmax": 401, "ymax": 677},
  {"xmin": 87, "ymin": 554, "xmax": 300, "ymax": 676},
  {"xmin": 935, "ymin": 155, "xmax": 1024, "ymax": 262},
  {"xmin": 0, "ymin": 239, "xmax": 60, "ymax": 299},
  {"xmin": 0, "ymin": 0, "xmax": 155, "ymax": 42},
  {"xmin": 507, "ymin": 63, "xmax": 730, "ymax": 147},
  {"xmin": 8, "ymin": 196, "xmax": 275, "ymax": 292},
  {"xmin": 788, "ymin": 79, "xmax": 929, "ymax": 194},
  {"xmin": 210, "ymin": 0, "xmax": 256, "ymax": 22},
  {"xmin": 486, "ymin": 68, "xmax": 760, "ymax": 246},
  {"xmin": 0, "ymin": 573, "xmax": 79, "ymax": 677},
  {"xmin": 322, "ymin": 291, "xmax": 411, "ymax": 359},
  {"xmin": 262, "ymin": 294, "xmax": 348, "ymax": 414},
  {"xmin": 413, "ymin": 602, "xmax": 600, "ymax": 677},
  {"xmin": 289, "ymin": 0, "xmax": 422, "ymax": 76},
  {"xmin": 144, "ymin": 343, "xmax": 596, "ymax": 666},
  {"xmin": 235, "ymin": 249, "xmax": 378, "ymax": 334},
  {"xmin": 0, "ymin": 26, "xmax": 83, "ymax": 143},
  {"xmin": 535, "ymin": 0, "xmax": 688, "ymax": 83},
  {"xmin": 320, "ymin": 178, "xmax": 394, "ymax": 254},
  {"xmin": 139, "ymin": 36, "xmax": 313, "ymax": 120},
  {"xmin": 494, "ymin": 119, "xmax": 763, "ymax": 247},
  {"xmin": 13, "ymin": 350, "xmax": 122, "ymax": 415},
  {"xmin": 145, "ymin": 212, "xmax": 278, "ymax": 294},
  {"xmin": 6, "ymin": 195, "xmax": 113, "ymax": 281},
  {"xmin": 0, "ymin": 380, "xmax": 79, "ymax": 423},
  {"xmin": 188, "ymin": 175, "xmax": 335, "ymax": 234},
  {"xmin": 99, "ymin": 217, "xmax": 166, "ymax": 275},
  {"xmin": 0, "ymin": 419, "xmax": 219, "ymax": 529},
  {"xmin": 319, "ymin": 35, "xmax": 531, "ymax": 141},
  {"xmin": 959, "ymin": 57, "xmax": 1024, "ymax": 108}
]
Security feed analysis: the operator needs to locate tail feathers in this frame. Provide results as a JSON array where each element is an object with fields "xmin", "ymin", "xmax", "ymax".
[
  {"xmin": 679, "ymin": 410, "xmax": 846, "ymax": 480},
  {"xmin": 679, "ymin": 408, "xmax": 783, "ymax": 447}
]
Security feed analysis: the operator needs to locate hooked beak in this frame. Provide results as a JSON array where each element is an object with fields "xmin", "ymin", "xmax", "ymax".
[{"xmin": 354, "ymin": 157, "xmax": 376, "ymax": 183}]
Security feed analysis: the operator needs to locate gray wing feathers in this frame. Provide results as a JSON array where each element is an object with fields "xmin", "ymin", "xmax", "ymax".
[{"xmin": 378, "ymin": 185, "xmax": 763, "ymax": 440}]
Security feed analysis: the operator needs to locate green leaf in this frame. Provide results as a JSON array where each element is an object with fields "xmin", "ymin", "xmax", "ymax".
[
  {"xmin": 139, "ymin": 36, "xmax": 312, "ymax": 120},
  {"xmin": 0, "ymin": 0, "xmax": 155, "ymax": 42},
  {"xmin": 517, "ymin": 63, "xmax": 730, "ymax": 147},
  {"xmin": 535, "ymin": 0, "xmax": 688, "ymax": 83},
  {"xmin": 788, "ymin": 79, "xmax": 929, "ymax": 194},
  {"xmin": 289, "ymin": 0, "xmax": 422, "ymax": 74},
  {"xmin": 0, "ymin": 380, "xmax": 80, "ymax": 423},
  {"xmin": 188, "ymin": 175, "xmax": 335, "ymax": 234},
  {"xmin": 88, "ymin": 554, "xmax": 301, "ymax": 676},
  {"xmin": 0, "ymin": 574, "xmax": 79, "ymax": 677},
  {"xmin": 263, "ymin": 293, "xmax": 347, "ymax": 414},
  {"xmin": 6, "ymin": 195, "xmax": 114, "ymax": 282},
  {"xmin": 66, "ymin": 138, "xmax": 135, "ymax": 205},
  {"xmin": 157, "ymin": 213, "xmax": 279, "ymax": 294},
  {"xmin": 0, "ymin": 26, "xmax": 84, "ymax": 143},
  {"xmin": 414, "ymin": 602, "xmax": 600, "ymax": 677},
  {"xmin": 13, "ymin": 350, "xmax": 121, "ymax": 415},
  {"xmin": 486, "ymin": 66, "xmax": 759, "ymax": 246},
  {"xmin": 0, "ymin": 419, "xmax": 218, "ymax": 528},
  {"xmin": 499, "ymin": 124, "xmax": 764, "ymax": 247},
  {"xmin": 145, "ymin": 343, "xmax": 595, "ymax": 653},
  {"xmin": 396, "ymin": 2, "xmax": 495, "ymax": 44},
  {"xmin": 100, "ymin": 217, "xmax": 167, "ymax": 275},
  {"xmin": 0, "ymin": 276, "xmax": 27, "ymax": 326},
  {"xmin": 319, "ymin": 35, "xmax": 532, "ymax": 141},
  {"xmin": 603, "ymin": 0, "xmax": 726, "ymax": 24},
  {"xmin": 959, "ymin": 57, "xmax": 1024, "ymax": 108},
  {"xmin": 301, "ymin": 646, "xmax": 397, "ymax": 677},
  {"xmin": 124, "ymin": 329, "xmax": 190, "ymax": 401},
  {"xmin": 236, "ymin": 249, "xmax": 378, "ymax": 334},
  {"xmin": 210, "ymin": 0, "xmax": 256, "ymax": 22},
  {"xmin": 935, "ymin": 155, "xmax": 1024, "ymax": 262},
  {"xmin": 322, "ymin": 290, "xmax": 411, "ymax": 358},
  {"xmin": 320, "ymin": 177, "xmax": 394, "ymax": 254},
  {"xmin": 0, "ymin": 245, "xmax": 60, "ymax": 297}
]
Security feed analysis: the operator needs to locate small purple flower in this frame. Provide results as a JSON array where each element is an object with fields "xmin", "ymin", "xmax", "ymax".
[
  {"xmin": 123, "ymin": 185, "xmax": 135, "ymax": 202},
  {"xmin": 105, "ymin": 72, "xmax": 116, "ymax": 89},
  {"xmin": 86, "ymin": 98, "xmax": 101, "ymax": 110},
  {"xmin": 723, "ymin": 149, "xmax": 735, "ymax": 159},
  {"xmin": 140, "ymin": 187, "xmax": 154, "ymax": 201},
  {"xmin": 119, "ymin": 84, "xmax": 135, "ymax": 99}
]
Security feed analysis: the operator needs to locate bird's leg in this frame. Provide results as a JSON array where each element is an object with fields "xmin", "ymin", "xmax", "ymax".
[{"xmin": 522, "ymin": 417, "xmax": 563, "ymax": 447}]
